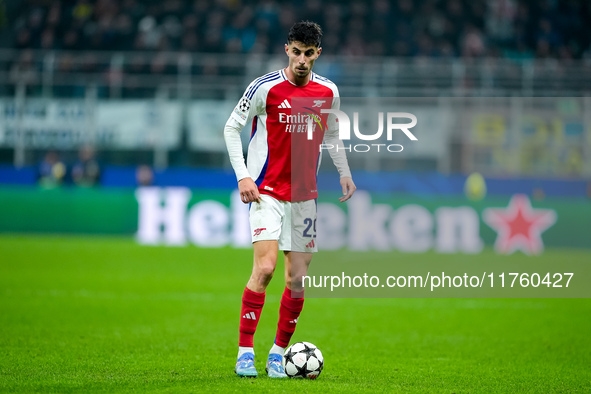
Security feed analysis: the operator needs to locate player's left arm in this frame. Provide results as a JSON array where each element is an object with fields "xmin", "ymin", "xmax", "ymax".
[
  {"xmin": 338, "ymin": 176, "xmax": 356, "ymax": 203},
  {"xmin": 324, "ymin": 89, "xmax": 356, "ymax": 202}
]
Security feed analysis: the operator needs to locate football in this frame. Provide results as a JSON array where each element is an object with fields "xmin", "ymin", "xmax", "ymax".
[{"xmin": 283, "ymin": 342, "xmax": 324, "ymax": 379}]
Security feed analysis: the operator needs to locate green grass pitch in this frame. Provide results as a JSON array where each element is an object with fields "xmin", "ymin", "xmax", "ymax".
[{"xmin": 1, "ymin": 235, "xmax": 590, "ymax": 393}]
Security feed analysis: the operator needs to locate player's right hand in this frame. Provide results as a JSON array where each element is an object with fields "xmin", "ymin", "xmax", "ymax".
[{"xmin": 238, "ymin": 177, "xmax": 261, "ymax": 204}]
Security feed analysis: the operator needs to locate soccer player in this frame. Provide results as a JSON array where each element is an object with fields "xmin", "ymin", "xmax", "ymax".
[{"xmin": 224, "ymin": 21, "xmax": 355, "ymax": 378}]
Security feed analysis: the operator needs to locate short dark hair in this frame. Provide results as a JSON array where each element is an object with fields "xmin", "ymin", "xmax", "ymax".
[{"xmin": 287, "ymin": 21, "xmax": 322, "ymax": 48}]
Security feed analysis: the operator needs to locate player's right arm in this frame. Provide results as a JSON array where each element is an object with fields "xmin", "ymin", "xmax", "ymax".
[
  {"xmin": 223, "ymin": 80, "xmax": 266, "ymax": 204},
  {"xmin": 224, "ymin": 116, "xmax": 260, "ymax": 204}
]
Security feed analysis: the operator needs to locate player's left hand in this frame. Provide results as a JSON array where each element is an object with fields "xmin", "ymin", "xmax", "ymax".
[{"xmin": 339, "ymin": 177, "xmax": 356, "ymax": 203}]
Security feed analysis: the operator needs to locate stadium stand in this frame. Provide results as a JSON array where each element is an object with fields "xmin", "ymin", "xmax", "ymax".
[{"xmin": 4, "ymin": 0, "xmax": 591, "ymax": 60}]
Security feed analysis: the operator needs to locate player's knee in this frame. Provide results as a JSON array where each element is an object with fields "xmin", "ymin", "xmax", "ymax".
[
  {"xmin": 287, "ymin": 273, "xmax": 305, "ymax": 291},
  {"xmin": 254, "ymin": 261, "xmax": 276, "ymax": 283},
  {"xmin": 260, "ymin": 263, "xmax": 275, "ymax": 279}
]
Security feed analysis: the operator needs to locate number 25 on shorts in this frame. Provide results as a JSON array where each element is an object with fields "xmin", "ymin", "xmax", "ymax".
[{"xmin": 303, "ymin": 218, "xmax": 316, "ymax": 238}]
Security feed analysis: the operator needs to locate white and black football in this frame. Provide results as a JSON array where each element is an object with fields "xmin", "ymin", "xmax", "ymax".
[{"xmin": 283, "ymin": 341, "xmax": 324, "ymax": 379}]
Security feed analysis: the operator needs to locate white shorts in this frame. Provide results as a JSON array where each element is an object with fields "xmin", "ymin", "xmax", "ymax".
[{"xmin": 249, "ymin": 194, "xmax": 317, "ymax": 253}]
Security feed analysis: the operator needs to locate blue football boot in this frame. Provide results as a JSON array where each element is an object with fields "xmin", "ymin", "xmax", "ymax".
[
  {"xmin": 235, "ymin": 352, "xmax": 257, "ymax": 377},
  {"xmin": 266, "ymin": 353, "xmax": 287, "ymax": 378}
]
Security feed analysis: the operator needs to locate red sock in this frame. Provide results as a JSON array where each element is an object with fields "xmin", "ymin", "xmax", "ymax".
[
  {"xmin": 239, "ymin": 286, "xmax": 265, "ymax": 347},
  {"xmin": 275, "ymin": 287, "xmax": 304, "ymax": 348}
]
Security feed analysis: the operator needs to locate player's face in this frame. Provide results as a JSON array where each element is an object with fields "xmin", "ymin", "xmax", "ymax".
[{"xmin": 285, "ymin": 41, "xmax": 321, "ymax": 80}]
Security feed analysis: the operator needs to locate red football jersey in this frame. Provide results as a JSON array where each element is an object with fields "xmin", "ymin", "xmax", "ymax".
[{"xmin": 230, "ymin": 69, "xmax": 339, "ymax": 202}]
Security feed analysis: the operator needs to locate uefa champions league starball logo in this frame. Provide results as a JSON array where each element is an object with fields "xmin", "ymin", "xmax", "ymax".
[{"xmin": 238, "ymin": 97, "xmax": 250, "ymax": 112}]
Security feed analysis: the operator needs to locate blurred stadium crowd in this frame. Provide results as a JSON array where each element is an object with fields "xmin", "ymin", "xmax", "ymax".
[
  {"xmin": 5, "ymin": 0, "xmax": 591, "ymax": 61},
  {"xmin": 1, "ymin": 0, "xmax": 590, "ymax": 183}
]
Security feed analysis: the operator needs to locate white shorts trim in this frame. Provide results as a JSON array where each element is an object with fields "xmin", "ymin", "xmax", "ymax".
[{"xmin": 249, "ymin": 194, "xmax": 317, "ymax": 253}]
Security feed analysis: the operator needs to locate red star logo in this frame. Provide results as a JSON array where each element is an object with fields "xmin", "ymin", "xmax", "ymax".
[{"xmin": 483, "ymin": 194, "xmax": 557, "ymax": 255}]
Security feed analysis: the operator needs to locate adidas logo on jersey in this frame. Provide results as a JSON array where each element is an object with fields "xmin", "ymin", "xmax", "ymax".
[
  {"xmin": 305, "ymin": 240, "xmax": 315, "ymax": 248},
  {"xmin": 278, "ymin": 99, "xmax": 291, "ymax": 109},
  {"xmin": 242, "ymin": 312, "xmax": 256, "ymax": 320}
]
